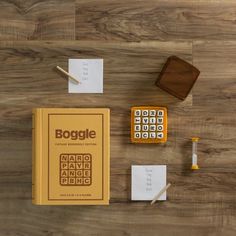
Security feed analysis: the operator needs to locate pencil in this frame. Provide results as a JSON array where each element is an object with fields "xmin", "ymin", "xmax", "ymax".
[
  {"xmin": 56, "ymin": 66, "xmax": 80, "ymax": 84},
  {"xmin": 150, "ymin": 183, "xmax": 171, "ymax": 205}
]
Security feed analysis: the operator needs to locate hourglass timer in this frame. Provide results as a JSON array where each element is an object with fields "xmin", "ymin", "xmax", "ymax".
[{"xmin": 191, "ymin": 137, "xmax": 200, "ymax": 170}]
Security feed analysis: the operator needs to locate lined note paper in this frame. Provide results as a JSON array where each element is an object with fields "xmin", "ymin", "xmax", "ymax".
[
  {"xmin": 68, "ymin": 59, "xmax": 103, "ymax": 93},
  {"xmin": 131, "ymin": 165, "xmax": 167, "ymax": 201}
]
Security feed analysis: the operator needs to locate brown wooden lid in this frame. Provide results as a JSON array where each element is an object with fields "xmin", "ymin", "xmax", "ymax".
[{"xmin": 156, "ymin": 56, "xmax": 200, "ymax": 100}]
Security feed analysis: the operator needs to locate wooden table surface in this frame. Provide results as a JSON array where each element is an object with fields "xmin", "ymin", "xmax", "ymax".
[{"xmin": 0, "ymin": 1, "xmax": 236, "ymax": 235}]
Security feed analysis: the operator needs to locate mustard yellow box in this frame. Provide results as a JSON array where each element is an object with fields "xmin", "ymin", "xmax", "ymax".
[{"xmin": 32, "ymin": 108, "xmax": 110, "ymax": 205}]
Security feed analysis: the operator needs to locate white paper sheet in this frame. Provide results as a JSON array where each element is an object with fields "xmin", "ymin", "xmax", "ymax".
[
  {"xmin": 131, "ymin": 165, "xmax": 167, "ymax": 201},
  {"xmin": 68, "ymin": 59, "xmax": 103, "ymax": 93}
]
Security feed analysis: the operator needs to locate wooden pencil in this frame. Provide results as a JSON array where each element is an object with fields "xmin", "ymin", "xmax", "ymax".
[
  {"xmin": 56, "ymin": 66, "xmax": 80, "ymax": 84},
  {"xmin": 150, "ymin": 183, "xmax": 171, "ymax": 205}
]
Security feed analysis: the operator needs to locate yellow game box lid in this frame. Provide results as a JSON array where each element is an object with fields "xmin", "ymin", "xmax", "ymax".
[{"xmin": 32, "ymin": 108, "xmax": 110, "ymax": 205}]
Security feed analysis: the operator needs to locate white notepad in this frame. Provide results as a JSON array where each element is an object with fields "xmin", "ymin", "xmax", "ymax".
[
  {"xmin": 131, "ymin": 165, "xmax": 167, "ymax": 201},
  {"xmin": 68, "ymin": 59, "xmax": 103, "ymax": 93}
]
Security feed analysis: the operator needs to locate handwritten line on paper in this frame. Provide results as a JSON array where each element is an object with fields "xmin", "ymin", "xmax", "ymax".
[
  {"xmin": 68, "ymin": 59, "xmax": 103, "ymax": 93},
  {"xmin": 131, "ymin": 165, "xmax": 167, "ymax": 201}
]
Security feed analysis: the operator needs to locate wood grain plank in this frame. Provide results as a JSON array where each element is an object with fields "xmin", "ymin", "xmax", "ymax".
[
  {"xmin": 0, "ymin": 105, "xmax": 235, "ymax": 180},
  {"xmin": 76, "ymin": 0, "xmax": 236, "ymax": 41},
  {"xmin": 193, "ymin": 40, "xmax": 236, "ymax": 110},
  {"xmin": 0, "ymin": 200, "xmax": 235, "ymax": 236},
  {"xmin": 0, "ymin": 106, "xmax": 235, "ymax": 167},
  {"xmin": 0, "ymin": 40, "xmax": 192, "ymax": 100},
  {"xmin": 0, "ymin": 0, "xmax": 75, "ymax": 40},
  {"xmin": 1, "ymin": 169, "xmax": 236, "ymax": 203}
]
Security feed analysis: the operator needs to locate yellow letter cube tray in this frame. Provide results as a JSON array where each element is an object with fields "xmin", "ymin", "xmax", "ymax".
[{"xmin": 131, "ymin": 106, "xmax": 167, "ymax": 143}]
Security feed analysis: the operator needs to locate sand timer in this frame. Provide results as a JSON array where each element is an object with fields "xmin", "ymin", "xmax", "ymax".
[{"xmin": 191, "ymin": 137, "xmax": 200, "ymax": 170}]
